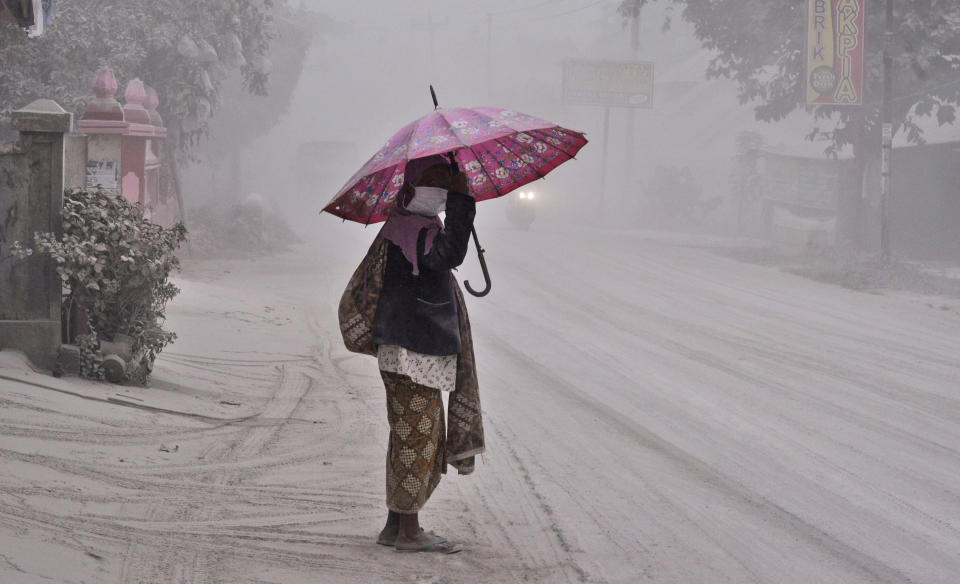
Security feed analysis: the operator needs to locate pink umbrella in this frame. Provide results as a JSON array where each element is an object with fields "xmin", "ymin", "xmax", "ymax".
[
  {"xmin": 322, "ymin": 93, "xmax": 588, "ymax": 225},
  {"xmin": 324, "ymin": 88, "xmax": 588, "ymax": 297}
]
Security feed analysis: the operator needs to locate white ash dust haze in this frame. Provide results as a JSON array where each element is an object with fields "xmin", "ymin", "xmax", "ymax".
[{"xmin": 2, "ymin": 1, "xmax": 960, "ymax": 583}]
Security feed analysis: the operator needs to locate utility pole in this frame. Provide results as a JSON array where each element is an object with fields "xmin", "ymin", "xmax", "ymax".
[
  {"xmin": 487, "ymin": 13, "xmax": 493, "ymax": 102},
  {"xmin": 880, "ymin": 0, "xmax": 893, "ymax": 261},
  {"xmin": 427, "ymin": 10, "xmax": 436, "ymax": 81},
  {"xmin": 413, "ymin": 10, "xmax": 448, "ymax": 86},
  {"xmin": 623, "ymin": 4, "xmax": 641, "ymax": 213},
  {"xmin": 600, "ymin": 107, "xmax": 611, "ymax": 213}
]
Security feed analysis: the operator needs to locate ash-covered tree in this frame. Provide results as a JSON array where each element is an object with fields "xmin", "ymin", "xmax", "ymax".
[
  {"xmin": 1, "ymin": 0, "xmax": 321, "ymax": 226},
  {"xmin": 619, "ymin": 0, "xmax": 959, "ymax": 150},
  {"xmin": 1, "ymin": 0, "xmax": 276, "ymax": 149},
  {"xmin": 201, "ymin": 4, "xmax": 329, "ymax": 198},
  {"xmin": 619, "ymin": 0, "xmax": 960, "ymax": 243}
]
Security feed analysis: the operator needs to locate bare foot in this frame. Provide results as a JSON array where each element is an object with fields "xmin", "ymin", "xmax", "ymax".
[
  {"xmin": 377, "ymin": 511, "xmax": 400, "ymax": 546},
  {"xmin": 377, "ymin": 525, "xmax": 399, "ymax": 546}
]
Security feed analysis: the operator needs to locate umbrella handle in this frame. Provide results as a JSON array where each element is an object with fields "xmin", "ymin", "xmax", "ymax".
[{"xmin": 464, "ymin": 226, "xmax": 491, "ymax": 297}]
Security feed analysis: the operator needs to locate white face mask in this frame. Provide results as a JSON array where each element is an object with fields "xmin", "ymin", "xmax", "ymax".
[{"xmin": 406, "ymin": 186, "xmax": 447, "ymax": 216}]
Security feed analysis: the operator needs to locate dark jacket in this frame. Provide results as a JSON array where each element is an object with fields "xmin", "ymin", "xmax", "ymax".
[{"xmin": 371, "ymin": 190, "xmax": 476, "ymax": 356}]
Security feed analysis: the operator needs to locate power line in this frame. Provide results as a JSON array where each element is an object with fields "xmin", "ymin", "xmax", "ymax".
[
  {"xmin": 490, "ymin": 0, "xmax": 564, "ymax": 17},
  {"xmin": 548, "ymin": 0, "xmax": 609, "ymax": 19},
  {"xmin": 349, "ymin": 0, "xmax": 611, "ymax": 29},
  {"xmin": 451, "ymin": 0, "xmax": 588, "ymax": 19},
  {"xmin": 891, "ymin": 77, "xmax": 960, "ymax": 104},
  {"xmin": 486, "ymin": 0, "xmax": 610, "ymax": 30}
]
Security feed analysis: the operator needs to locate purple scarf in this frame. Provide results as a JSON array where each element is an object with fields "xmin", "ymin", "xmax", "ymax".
[{"xmin": 380, "ymin": 214, "xmax": 442, "ymax": 275}]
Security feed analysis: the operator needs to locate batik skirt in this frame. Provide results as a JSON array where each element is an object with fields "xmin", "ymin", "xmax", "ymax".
[{"xmin": 381, "ymin": 370, "xmax": 446, "ymax": 513}]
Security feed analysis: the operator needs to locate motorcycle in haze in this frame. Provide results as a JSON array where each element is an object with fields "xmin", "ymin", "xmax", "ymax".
[{"xmin": 506, "ymin": 187, "xmax": 538, "ymax": 230}]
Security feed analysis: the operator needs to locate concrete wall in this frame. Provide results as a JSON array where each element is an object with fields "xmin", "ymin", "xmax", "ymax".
[
  {"xmin": 0, "ymin": 100, "xmax": 71, "ymax": 370},
  {"xmin": 854, "ymin": 142, "xmax": 960, "ymax": 260},
  {"xmin": 64, "ymin": 134, "xmax": 88, "ymax": 190}
]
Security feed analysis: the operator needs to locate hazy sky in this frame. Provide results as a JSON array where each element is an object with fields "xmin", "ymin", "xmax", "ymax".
[
  {"xmin": 223, "ymin": 0, "xmax": 907, "ymax": 234},
  {"xmin": 248, "ymin": 0, "xmax": 726, "ymax": 225}
]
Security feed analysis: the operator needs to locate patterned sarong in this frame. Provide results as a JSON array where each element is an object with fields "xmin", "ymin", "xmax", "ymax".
[
  {"xmin": 381, "ymin": 371, "xmax": 445, "ymax": 513},
  {"xmin": 339, "ymin": 234, "xmax": 485, "ymax": 476}
]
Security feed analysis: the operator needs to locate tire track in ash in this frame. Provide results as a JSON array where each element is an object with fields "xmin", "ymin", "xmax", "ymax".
[
  {"xmin": 463, "ymin": 418, "xmax": 591, "ymax": 583},
  {"xmin": 0, "ymin": 392, "xmax": 246, "ymax": 444},
  {"xmin": 0, "ymin": 448, "xmax": 379, "ymax": 523},
  {"xmin": 116, "ymin": 317, "xmax": 403, "ymax": 583},
  {"xmin": 505, "ymin": 247, "xmax": 960, "ymax": 532},
  {"xmin": 140, "ymin": 311, "xmax": 471, "ymax": 583},
  {"xmin": 479, "ymin": 324, "xmax": 919, "ymax": 584},
  {"xmin": 468, "ymin": 332, "xmax": 666, "ymax": 583},
  {"xmin": 472, "ymin": 237, "xmax": 955, "ymax": 581},
  {"xmin": 494, "ymin": 243, "xmax": 960, "ymax": 517},
  {"xmin": 0, "ymin": 340, "xmax": 389, "ymax": 582},
  {"xmin": 119, "ymin": 364, "xmax": 315, "ymax": 583},
  {"xmin": 477, "ymin": 233, "xmax": 955, "ymax": 582},
  {"xmin": 0, "ymin": 496, "xmax": 406, "ymax": 583}
]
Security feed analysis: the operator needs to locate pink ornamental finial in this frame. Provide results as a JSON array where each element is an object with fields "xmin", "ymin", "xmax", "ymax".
[
  {"xmin": 93, "ymin": 69, "xmax": 118, "ymax": 99},
  {"xmin": 143, "ymin": 85, "xmax": 164, "ymax": 128},
  {"xmin": 144, "ymin": 86, "xmax": 159, "ymax": 112},
  {"xmin": 124, "ymin": 79, "xmax": 147, "ymax": 106},
  {"xmin": 122, "ymin": 78, "xmax": 152, "ymax": 126}
]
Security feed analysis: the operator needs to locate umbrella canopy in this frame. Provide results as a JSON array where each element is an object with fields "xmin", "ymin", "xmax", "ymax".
[{"xmin": 323, "ymin": 106, "xmax": 588, "ymax": 224}]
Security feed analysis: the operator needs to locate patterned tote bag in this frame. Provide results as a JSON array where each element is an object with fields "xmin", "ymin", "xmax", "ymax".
[{"xmin": 338, "ymin": 235, "xmax": 388, "ymax": 356}]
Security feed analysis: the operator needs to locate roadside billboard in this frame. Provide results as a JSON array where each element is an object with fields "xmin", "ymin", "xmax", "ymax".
[
  {"xmin": 762, "ymin": 151, "xmax": 842, "ymax": 212},
  {"xmin": 805, "ymin": 0, "xmax": 866, "ymax": 106},
  {"xmin": 562, "ymin": 60, "xmax": 654, "ymax": 108}
]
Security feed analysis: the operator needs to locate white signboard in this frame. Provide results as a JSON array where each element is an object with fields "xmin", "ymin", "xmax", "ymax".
[
  {"xmin": 563, "ymin": 60, "xmax": 655, "ymax": 108},
  {"xmin": 86, "ymin": 160, "xmax": 119, "ymax": 190}
]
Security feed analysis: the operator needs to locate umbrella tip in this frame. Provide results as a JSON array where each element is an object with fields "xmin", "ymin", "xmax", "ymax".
[{"xmin": 430, "ymin": 85, "xmax": 439, "ymax": 110}]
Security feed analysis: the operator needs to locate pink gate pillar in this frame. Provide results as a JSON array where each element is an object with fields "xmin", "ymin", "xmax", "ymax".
[
  {"xmin": 141, "ymin": 86, "xmax": 167, "ymax": 224},
  {"xmin": 77, "ymin": 70, "xmax": 167, "ymax": 221}
]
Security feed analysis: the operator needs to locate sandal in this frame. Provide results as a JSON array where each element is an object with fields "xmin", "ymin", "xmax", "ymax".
[
  {"xmin": 395, "ymin": 532, "xmax": 459, "ymax": 554},
  {"xmin": 377, "ymin": 528, "xmax": 446, "ymax": 548}
]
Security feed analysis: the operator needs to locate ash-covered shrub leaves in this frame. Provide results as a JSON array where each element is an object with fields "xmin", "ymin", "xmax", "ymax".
[{"xmin": 13, "ymin": 188, "xmax": 187, "ymax": 382}]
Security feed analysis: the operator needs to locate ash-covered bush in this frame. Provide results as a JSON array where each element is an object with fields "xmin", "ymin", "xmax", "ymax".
[
  {"xmin": 12, "ymin": 188, "xmax": 187, "ymax": 382},
  {"xmin": 186, "ymin": 199, "xmax": 302, "ymax": 257}
]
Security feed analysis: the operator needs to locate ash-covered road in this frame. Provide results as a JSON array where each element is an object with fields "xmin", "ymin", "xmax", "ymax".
[{"xmin": 2, "ymin": 225, "xmax": 959, "ymax": 583}]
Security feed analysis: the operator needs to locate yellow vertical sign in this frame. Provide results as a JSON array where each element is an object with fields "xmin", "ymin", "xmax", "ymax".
[{"xmin": 807, "ymin": 0, "xmax": 866, "ymax": 105}]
